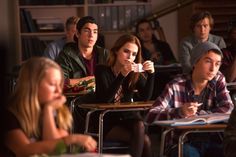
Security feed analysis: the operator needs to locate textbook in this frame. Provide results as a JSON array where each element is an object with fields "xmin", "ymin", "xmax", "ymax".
[{"xmin": 153, "ymin": 113, "xmax": 230, "ymax": 126}]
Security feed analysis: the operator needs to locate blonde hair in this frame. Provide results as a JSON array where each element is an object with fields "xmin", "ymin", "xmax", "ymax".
[
  {"xmin": 8, "ymin": 57, "xmax": 72, "ymax": 138},
  {"xmin": 65, "ymin": 16, "xmax": 79, "ymax": 31}
]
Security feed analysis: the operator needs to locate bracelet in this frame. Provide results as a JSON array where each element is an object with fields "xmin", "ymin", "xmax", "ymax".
[
  {"xmin": 54, "ymin": 139, "xmax": 67, "ymax": 155},
  {"xmin": 70, "ymin": 144, "xmax": 85, "ymax": 154}
]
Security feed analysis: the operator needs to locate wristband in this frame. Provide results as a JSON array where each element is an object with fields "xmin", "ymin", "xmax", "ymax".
[
  {"xmin": 70, "ymin": 144, "xmax": 85, "ymax": 154},
  {"xmin": 54, "ymin": 139, "xmax": 67, "ymax": 155}
]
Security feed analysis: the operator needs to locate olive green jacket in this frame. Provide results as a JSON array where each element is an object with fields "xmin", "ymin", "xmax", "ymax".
[{"xmin": 56, "ymin": 42, "xmax": 109, "ymax": 78}]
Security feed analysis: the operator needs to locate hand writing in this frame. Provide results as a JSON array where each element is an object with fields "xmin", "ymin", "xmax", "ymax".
[{"xmin": 181, "ymin": 102, "xmax": 199, "ymax": 118}]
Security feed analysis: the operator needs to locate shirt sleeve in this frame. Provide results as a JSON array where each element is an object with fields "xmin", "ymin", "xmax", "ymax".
[
  {"xmin": 55, "ymin": 43, "xmax": 78, "ymax": 79},
  {"xmin": 178, "ymin": 39, "xmax": 192, "ymax": 74},
  {"xmin": 135, "ymin": 73, "xmax": 155, "ymax": 101},
  {"xmin": 212, "ymin": 73, "xmax": 234, "ymax": 114},
  {"xmin": 2, "ymin": 110, "xmax": 21, "ymax": 135},
  {"xmin": 43, "ymin": 43, "xmax": 57, "ymax": 60},
  {"xmin": 95, "ymin": 65, "xmax": 125, "ymax": 103},
  {"xmin": 218, "ymin": 37, "xmax": 226, "ymax": 49},
  {"xmin": 145, "ymin": 82, "xmax": 183, "ymax": 124}
]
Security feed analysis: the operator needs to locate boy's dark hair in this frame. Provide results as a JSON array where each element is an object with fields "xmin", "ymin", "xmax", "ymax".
[
  {"xmin": 76, "ymin": 16, "xmax": 98, "ymax": 33},
  {"xmin": 190, "ymin": 11, "xmax": 214, "ymax": 32},
  {"xmin": 135, "ymin": 19, "xmax": 152, "ymax": 34}
]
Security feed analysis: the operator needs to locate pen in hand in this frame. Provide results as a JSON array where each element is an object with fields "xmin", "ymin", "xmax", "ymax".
[{"xmin": 182, "ymin": 102, "xmax": 202, "ymax": 118}]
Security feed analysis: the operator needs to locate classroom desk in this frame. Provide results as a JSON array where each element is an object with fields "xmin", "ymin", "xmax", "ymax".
[
  {"xmin": 227, "ymin": 82, "xmax": 236, "ymax": 94},
  {"xmin": 227, "ymin": 82, "xmax": 236, "ymax": 105},
  {"xmin": 153, "ymin": 64, "xmax": 182, "ymax": 99},
  {"xmin": 159, "ymin": 124, "xmax": 227, "ymax": 157},
  {"xmin": 154, "ymin": 64, "xmax": 182, "ymax": 73},
  {"xmin": 79, "ymin": 101, "xmax": 154, "ymax": 153},
  {"xmin": 227, "ymin": 82, "xmax": 236, "ymax": 88},
  {"xmin": 65, "ymin": 92, "xmax": 93, "ymax": 113},
  {"xmin": 64, "ymin": 76, "xmax": 95, "ymax": 110}
]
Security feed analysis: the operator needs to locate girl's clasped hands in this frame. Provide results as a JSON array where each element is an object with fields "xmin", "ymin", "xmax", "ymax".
[{"xmin": 120, "ymin": 60, "xmax": 154, "ymax": 76}]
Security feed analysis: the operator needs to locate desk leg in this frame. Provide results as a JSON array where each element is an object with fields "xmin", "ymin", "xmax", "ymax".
[
  {"xmin": 178, "ymin": 131, "xmax": 189, "ymax": 157},
  {"xmin": 160, "ymin": 128, "xmax": 174, "ymax": 157},
  {"xmin": 178, "ymin": 129, "xmax": 225, "ymax": 157},
  {"xmin": 69, "ymin": 97, "xmax": 76, "ymax": 153},
  {"xmin": 70, "ymin": 98, "xmax": 75, "ymax": 134},
  {"xmin": 84, "ymin": 110, "xmax": 95, "ymax": 134},
  {"xmin": 98, "ymin": 111, "xmax": 106, "ymax": 153}
]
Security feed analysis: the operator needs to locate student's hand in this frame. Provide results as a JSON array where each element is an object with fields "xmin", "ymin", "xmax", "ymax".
[
  {"xmin": 44, "ymin": 95, "xmax": 67, "ymax": 110},
  {"xmin": 181, "ymin": 102, "xmax": 199, "ymax": 117},
  {"xmin": 142, "ymin": 60, "xmax": 155, "ymax": 74},
  {"xmin": 65, "ymin": 134, "xmax": 97, "ymax": 152},
  {"xmin": 120, "ymin": 60, "xmax": 133, "ymax": 76}
]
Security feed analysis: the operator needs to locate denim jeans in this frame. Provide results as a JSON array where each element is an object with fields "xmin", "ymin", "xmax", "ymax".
[{"xmin": 169, "ymin": 141, "xmax": 223, "ymax": 157}]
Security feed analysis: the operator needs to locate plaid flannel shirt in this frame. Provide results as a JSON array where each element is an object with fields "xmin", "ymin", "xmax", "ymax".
[{"xmin": 146, "ymin": 72, "xmax": 234, "ymax": 124}]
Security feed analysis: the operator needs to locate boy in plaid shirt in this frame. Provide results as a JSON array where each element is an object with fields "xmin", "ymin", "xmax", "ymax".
[{"xmin": 147, "ymin": 41, "xmax": 234, "ymax": 157}]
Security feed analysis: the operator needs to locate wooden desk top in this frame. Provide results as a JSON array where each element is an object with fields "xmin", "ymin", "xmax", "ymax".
[
  {"xmin": 227, "ymin": 82, "xmax": 236, "ymax": 90},
  {"xmin": 80, "ymin": 101, "xmax": 154, "ymax": 109},
  {"xmin": 64, "ymin": 90, "xmax": 91, "ymax": 97},
  {"xmin": 52, "ymin": 152, "xmax": 131, "ymax": 157}
]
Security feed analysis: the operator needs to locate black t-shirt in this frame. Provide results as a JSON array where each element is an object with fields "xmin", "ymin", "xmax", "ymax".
[
  {"xmin": 1, "ymin": 110, "xmax": 21, "ymax": 156},
  {"xmin": 2, "ymin": 110, "xmax": 21, "ymax": 134}
]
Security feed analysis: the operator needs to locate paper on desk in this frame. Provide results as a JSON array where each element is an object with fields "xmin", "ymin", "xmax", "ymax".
[{"xmin": 153, "ymin": 113, "xmax": 230, "ymax": 126}]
